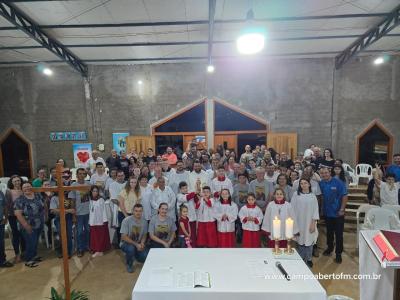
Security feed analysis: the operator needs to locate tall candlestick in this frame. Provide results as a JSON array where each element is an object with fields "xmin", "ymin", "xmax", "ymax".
[
  {"xmin": 285, "ymin": 218, "xmax": 294, "ymax": 239},
  {"xmin": 273, "ymin": 216, "xmax": 281, "ymax": 239}
]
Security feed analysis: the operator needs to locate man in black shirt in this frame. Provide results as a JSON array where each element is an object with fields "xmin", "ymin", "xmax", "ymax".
[
  {"xmin": 144, "ymin": 148, "xmax": 157, "ymax": 165},
  {"xmin": 106, "ymin": 149, "xmax": 121, "ymax": 170}
]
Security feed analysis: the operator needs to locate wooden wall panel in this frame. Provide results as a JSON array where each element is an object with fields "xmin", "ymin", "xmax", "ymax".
[
  {"xmin": 267, "ymin": 133, "xmax": 298, "ymax": 160},
  {"xmin": 126, "ymin": 136, "xmax": 154, "ymax": 154}
]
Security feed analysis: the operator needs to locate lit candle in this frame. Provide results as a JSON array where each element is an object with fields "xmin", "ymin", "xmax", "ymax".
[
  {"xmin": 286, "ymin": 218, "xmax": 294, "ymax": 239},
  {"xmin": 273, "ymin": 216, "xmax": 281, "ymax": 239}
]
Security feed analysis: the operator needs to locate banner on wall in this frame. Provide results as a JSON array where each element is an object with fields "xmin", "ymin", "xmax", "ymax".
[
  {"xmin": 72, "ymin": 143, "xmax": 93, "ymax": 168},
  {"xmin": 112, "ymin": 132, "xmax": 129, "ymax": 154}
]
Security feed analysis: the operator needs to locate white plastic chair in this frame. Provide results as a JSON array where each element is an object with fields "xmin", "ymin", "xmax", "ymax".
[
  {"xmin": 382, "ymin": 204, "xmax": 400, "ymax": 218},
  {"xmin": 41, "ymin": 224, "xmax": 50, "ymax": 249},
  {"xmin": 356, "ymin": 204, "xmax": 378, "ymax": 248},
  {"xmin": 355, "ymin": 164, "xmax": 373, "ymax": 185},
  {"xmin": 343, "ymin": 163, "xmax": 357, "ymax": 186},
  {"xmin": 0, "ymin": 183, "xmax": 7, "ymax": 194},
  {"xmin": 363, "ymin": 207, "xmax": 400, "ymax": 230},
  {"xmin": 21, "ymin": 176, "xmax": 28, "ymax": 182},
  {"xmin": 0, "ymin": 177, "xmax": 10, "ymax": 185}
]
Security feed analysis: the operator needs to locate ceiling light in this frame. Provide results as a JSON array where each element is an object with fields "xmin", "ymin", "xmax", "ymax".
[
  {"xmin": 207, "ymin": 65, "xmax": 215, "ymax": 73},
  {"xmin": 236, "ymin": 9, "xmax": 266, "ymax": 55},
  {"xmin": 43, "ymin": 68, "xmax": 53, "ymax": 76},
  {"xmin": 137, "ymin": 80, "xmax": 143, "ymax": 85},
  {"xmin": 373, "ymin": 57, "xmax": 384, "ymax": 65}
]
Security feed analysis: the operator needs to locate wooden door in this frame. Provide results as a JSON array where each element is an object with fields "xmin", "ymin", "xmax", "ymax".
[
  {"xmin": 267, "ymin": 133, "xmax": 298, "ymax": 160},
  {"xmin": 214, "ymin": 135, "xmax": 237, "ymax": 153},
  {"xmin": 126, "ymin": 136, "xmax": 154, "ymax": 154}
]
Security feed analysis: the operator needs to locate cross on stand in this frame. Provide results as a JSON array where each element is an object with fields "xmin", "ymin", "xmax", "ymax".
[{"xmin": 32, "ymin": 163, "xmax": 91, "ymax": 300}]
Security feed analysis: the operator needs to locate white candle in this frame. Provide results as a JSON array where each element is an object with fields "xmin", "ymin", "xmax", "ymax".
[
  {"xmin": 286, "ymin": 217, "xmax": 294, "ymax": 239},
  {"xmin": 273, "ymin": 216, "xmax": 281, "ymax": 239}
]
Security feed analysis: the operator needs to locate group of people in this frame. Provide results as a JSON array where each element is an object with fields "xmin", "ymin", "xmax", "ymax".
[{"xmin": 1, "ymin": 142, "xmax": 399, "ymax": 274}]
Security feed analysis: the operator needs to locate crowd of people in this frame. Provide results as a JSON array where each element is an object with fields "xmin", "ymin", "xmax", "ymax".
[{"xmin": 1, "ymin": 142, "xmax": 399, "ymax": 273}]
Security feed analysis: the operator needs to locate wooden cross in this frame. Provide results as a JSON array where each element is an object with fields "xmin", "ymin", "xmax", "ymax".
[{"xmin": 32, "ymin": 163, "xmax": 91, "ymax": 300}]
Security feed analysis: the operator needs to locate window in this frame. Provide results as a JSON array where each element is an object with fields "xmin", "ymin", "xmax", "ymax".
[
  {"xmin": 214, "ymin": 102, "xmax": 266, "ymax": 131},
  {"xmin": 155, "ymin": 136, "xmax": 183, "ymax": 157},
  {"xmin": 154, "ymin": 102, "xmax": 205, "ymax": 132}
]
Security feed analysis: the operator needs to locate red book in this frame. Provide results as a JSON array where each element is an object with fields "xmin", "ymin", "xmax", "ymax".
[{"xmin": 373, "ymin": 230, "xmax": 400, "ymax": 262}]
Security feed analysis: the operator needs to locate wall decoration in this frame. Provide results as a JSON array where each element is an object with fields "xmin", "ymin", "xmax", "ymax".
[
  {"xmin": 112, "ymin": 132, "xmax": 129, "ymax": 154},
  {"xmin": 50, "ymin": 131, "xmax": 87, "ymax": 141},
  {"xmin": 72, "ymin": 143, "xmax": 93, "ymax": 168}
]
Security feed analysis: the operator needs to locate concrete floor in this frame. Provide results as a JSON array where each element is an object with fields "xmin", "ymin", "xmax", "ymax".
[{"xmin": 0, "ymin": 226, "xmax": 359, "ymax": 300}]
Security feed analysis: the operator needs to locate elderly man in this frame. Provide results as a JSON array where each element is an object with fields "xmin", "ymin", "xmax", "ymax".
[
  {"xmin": 106, "ymin": 149, "xmax": 121, "ymax": 170},
  {"xmin": 249, "ymin": 167, "xmax": 273, "ymax": 212},
  {"xmin": 148, "ymin": 166, "xmax": 169, "ymax": 186},
  {"xmin": 88, "ymin": 150, "xmax": 106, "ymax": 175}
]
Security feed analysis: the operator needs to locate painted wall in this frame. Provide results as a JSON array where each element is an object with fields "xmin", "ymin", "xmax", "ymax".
[{"xmin": 0, "ymin": 56, "xmax": 399, "ymax": 171}]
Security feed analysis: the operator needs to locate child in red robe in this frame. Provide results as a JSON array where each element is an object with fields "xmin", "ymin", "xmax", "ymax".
[
  {"xmin": 195, "ymin": 186, "xmax": 217, "ymax": 247},
  {"xmin": 239, "ymin": 193, "xmax": 263, "ymax": 248},
  {"xmin": 213, "ymin": 189, "xmax": 238, "ymax": 248}
]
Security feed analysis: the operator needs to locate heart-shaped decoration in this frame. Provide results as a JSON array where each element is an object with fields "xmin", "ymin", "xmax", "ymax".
[{"xmin": 77, "ymin": 151, "xmax": 90, "ymax": 163}]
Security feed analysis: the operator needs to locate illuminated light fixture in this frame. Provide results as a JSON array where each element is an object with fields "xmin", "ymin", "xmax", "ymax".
[
  {"xmin": 373, "ymin": 56, "xmax": 384, "ymax": 65},
  {"xmin": 137, "ymin": 80, "xmax": 143, "ymax": 85},
  {"xmin": 43, "ymin": 67, "xmax": 53, "ymax": 76},
  {"xmin": 236, "ymin": 9, "xmax": 266, "ymax": 55},
  {"xmin": 207, "ymin": 65, "xmax": 215, "ymax": 73}
]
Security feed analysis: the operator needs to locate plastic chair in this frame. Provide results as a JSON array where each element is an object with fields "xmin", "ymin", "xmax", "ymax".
[
  {"xmin": 0, "ymin": 177, "xmax": 10, "ymax": 185},
  {"xmin": 355, "ymin": 164, "xmax": 373, "ymax": 185},
  {"xmin": 382, "ymin": 204, "xmax": 400, "ymax": 219},
  {"xmin": 356, "ymin": 204, "xmax": 378, "ymax": 248},
  {"xmin": 363, "ymin": 207, "xmax": 400, "ymax": 230},
  {"xmin": 42, "ymin": 224, "xmax": 50, "ymax": 249},
  {"xmin": 20, "ymin": 176, "xmax": 28, "ymax": 182},
  {"xmin": 0, "ymin": 183, "xmax": 7, "ymax": 194},
  {"xmin": 343, "ymin": 163, "xmax": 357, "ymax": 186}
]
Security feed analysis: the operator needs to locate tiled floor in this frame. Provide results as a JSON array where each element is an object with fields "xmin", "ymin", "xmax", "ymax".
[{"xmin": 0, "ymin": 226, "xmax": 360, "ymax": 300}]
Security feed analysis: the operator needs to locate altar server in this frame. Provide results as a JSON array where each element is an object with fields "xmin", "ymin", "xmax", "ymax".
[
  {"xmin": 211, "ymin": 165, "xmax": 234, "ymax": 197},
  {"xmin": 176, "ymin": 181, "xmax": 197, "ymax": 247},
  {"xmin": 239, "ymin": 193, "xmax": 263, "ymax": 248},
  {"xmin": 213, "ymin": 189, "xmax": 238, "ymax": 248},
  {"xmin": 261, "ymin": 188, "xmax": 298, "ymax": 248},
  {"xmin": 89, "ymin": 186, "xmax": 111, "ymax": 257},
  {"xmin": 291, "ymin": 179, "xmax": 319, "ymax": 267},
  {"xmin": 195, "ymin": 186, "xmax": 217, "ymax": 247}
]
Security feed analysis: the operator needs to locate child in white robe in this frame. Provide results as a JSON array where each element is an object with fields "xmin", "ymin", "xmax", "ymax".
[
  {"xmin": 261, "ymin": 188, "xmax": 298, "ymax": 248},
  {"xmin": 89, "ymin": 186, "xmax": 111, "ymax": 257},
  {"xmin": 291, "ymin": 178, "xmax": 319, "ymax": 267},
  {"xmin": 211, "ymin": 165, "xmax": 234, "ymax": 197},
  {"xmin": 195, "ymin": 186, "xmax": 217, "ymax": 247},
  {"xmin": 176, "ymin": 181, "xmax": 197, "ymax": 247},
  {"xmin": 239, "ymin": 193, "xmax": 263, "ymax": 248},
  {"xmin": 213, "ymin": 189, "xmax": 238, "ymax": 248}
]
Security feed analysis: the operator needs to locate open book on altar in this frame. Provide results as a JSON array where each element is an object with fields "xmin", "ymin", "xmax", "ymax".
[{"xmin": 177, "ymin": 271, "xmax": 211, "ymax": 288}]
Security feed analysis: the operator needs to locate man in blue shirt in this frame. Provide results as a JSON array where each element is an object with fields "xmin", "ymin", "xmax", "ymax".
[
  {"xmin": 387, "ymin": 153, "xmax": 400, "ymax": 182},
  {"xmin": 319, "ymin": 167, "xmax": 348, "ymax": 264}
]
